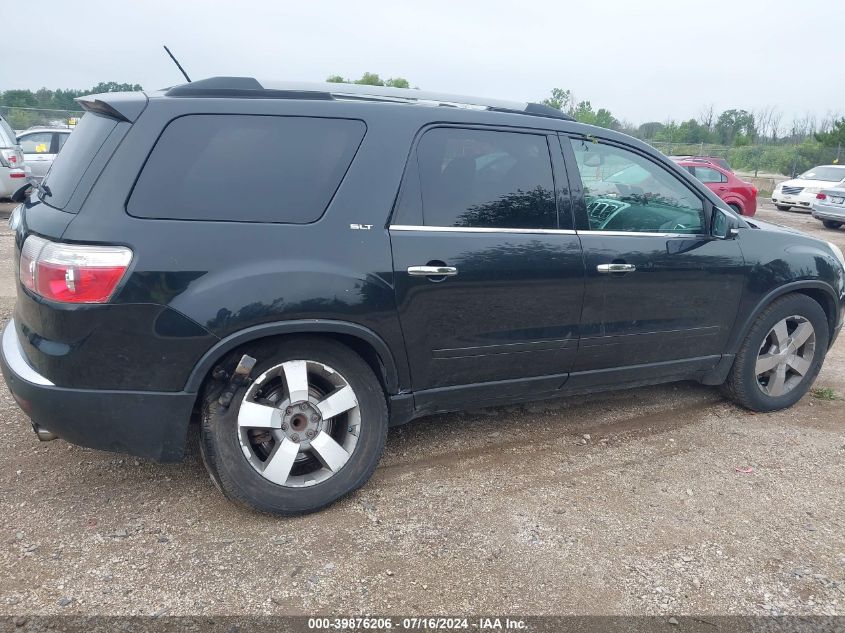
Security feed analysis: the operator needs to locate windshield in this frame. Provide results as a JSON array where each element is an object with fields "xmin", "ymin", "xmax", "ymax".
[
  {"xmin": 799, "ymin": 166, "xmax": 845, "ymax": 182},
  {"xmin": 40, "ymin": 113, "xmax": 117, "ymax": 210}
]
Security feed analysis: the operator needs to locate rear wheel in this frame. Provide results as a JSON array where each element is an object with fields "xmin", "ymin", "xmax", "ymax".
[
  {"xmin": 722, "ymin": 294, "xmax": 828, "ymax": 412},
  {"xmin": 775, "ymin": 204, "xmax": 792, "ymax": 211},
  {"xmin": 200, "ymin": 337, "xmax": 388, "ymax": 515},
  {"xmin": 821, "ymin": 219, "xmax": 842, "ymax": 230}
]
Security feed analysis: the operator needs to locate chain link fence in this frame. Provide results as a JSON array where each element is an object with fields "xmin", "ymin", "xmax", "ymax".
[
  {"xmin": 0, "ymin": 106, "xmax": 84, "ymax": 133},
  {"xmin": 645, "ymin": 140, "xmax": 843, "ymax": 178}
]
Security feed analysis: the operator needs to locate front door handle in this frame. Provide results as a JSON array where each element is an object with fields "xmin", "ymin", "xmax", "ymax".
[
  {"xmin": 407, "ymin": 265, "xmax": 458, "ymax": 277},
  {"xmin": 597, "ymin": 263, "xmax": 636, "ymax": 274}
]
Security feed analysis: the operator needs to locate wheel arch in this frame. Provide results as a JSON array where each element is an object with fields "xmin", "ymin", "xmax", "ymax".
[
  {"xmin": 727, "ymin": 281, "xmax": 840, "ymax": 354},
  {"xmin": 185, "ymin": 320, "xmax": 402, "ymax": 395}
]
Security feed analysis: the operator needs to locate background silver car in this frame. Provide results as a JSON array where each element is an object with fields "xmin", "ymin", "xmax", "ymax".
[
  {"xmin": 16, "ymin": 127, "xmax": 72, "ymax": 183},
  {"xmin": 813, "ymin": 186, "xmax": 845, "ymax": 230},
  {"xmin": 0, "ymin": 114, "xmax": 26, "ymax": 199}
]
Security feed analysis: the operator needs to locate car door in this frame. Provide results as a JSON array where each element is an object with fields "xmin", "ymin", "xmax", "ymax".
[
  {"xmin": 560, "ymin": 134, "xmax": 746, "ymax": 387},
  {"xmin": 389, "ymin": 125, "xmax": 585, "ymax": 410},
  {"xmin": 18, "ymin": 131, "xmax": 56, "ymax": 180}
]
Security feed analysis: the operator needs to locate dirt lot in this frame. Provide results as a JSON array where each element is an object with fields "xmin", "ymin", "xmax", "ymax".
[{"xmin": 0, "ymin": 200, "xmax": 843, "ymax": 617}]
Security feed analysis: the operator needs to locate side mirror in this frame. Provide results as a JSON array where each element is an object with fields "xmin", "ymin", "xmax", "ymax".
[{"xmin": 711, "ymin": 207, "xmax": 739, "ymax": 240}]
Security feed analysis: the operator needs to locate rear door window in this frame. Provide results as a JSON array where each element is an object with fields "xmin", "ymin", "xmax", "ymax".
[
  {"xmin": 127, "ymin": 115, "xmax": 366, "ymax": 223},
  {"xmin": 393, "ymin": 127, "xmax": 557, "ymax": 229},
  {"xmin": 41, "ymin": 113, "xmax": 118, "ymax": 209},
  {"xmin": 692, "ymin": 166, "xmax": 727, "ymax": 183}
]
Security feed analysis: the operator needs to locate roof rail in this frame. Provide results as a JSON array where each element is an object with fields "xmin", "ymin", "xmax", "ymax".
[{"xmin": 164, "ymin": 77, "xmax": 575, "ymax": 121}]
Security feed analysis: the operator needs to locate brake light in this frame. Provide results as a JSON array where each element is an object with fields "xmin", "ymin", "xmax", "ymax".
[
  {"xmin": 19, "ymin": 235, "xmax": 132, "ymax": 303},
  {"xmin": 817, "ymin": 193, "xmax": 827, "ymax": 200}
]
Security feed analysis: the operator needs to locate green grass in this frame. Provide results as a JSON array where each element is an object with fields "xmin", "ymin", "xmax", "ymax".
[{"xmin": 810, "ymin": 387, "xmax": 838, "ymax": 401}]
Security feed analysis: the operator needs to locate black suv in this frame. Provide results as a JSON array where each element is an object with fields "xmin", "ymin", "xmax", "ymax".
[{"xmin": 2, "ymin": 78, "xmax": 844, "ymax": 515}]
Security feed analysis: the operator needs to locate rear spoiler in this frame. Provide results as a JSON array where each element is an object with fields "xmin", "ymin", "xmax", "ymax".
[{"xmin": 75, "ymin": 91, "xmax": 149, "ymax": 123}]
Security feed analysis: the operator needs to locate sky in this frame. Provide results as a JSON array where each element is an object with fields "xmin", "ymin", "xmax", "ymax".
[{"xmin": 2, "ymin": 0, "xmax": 843, "ymax": 126}]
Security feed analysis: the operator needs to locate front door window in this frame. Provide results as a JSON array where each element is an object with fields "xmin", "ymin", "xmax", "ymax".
[{"xmin": 568, "ymin": 138, "xmax": 704, "ymax": 234}]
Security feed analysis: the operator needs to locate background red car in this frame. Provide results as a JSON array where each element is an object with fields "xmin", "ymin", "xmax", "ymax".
[{"xmin": 677, "ymin": 159, "xmax": 757, "ymax": 216}]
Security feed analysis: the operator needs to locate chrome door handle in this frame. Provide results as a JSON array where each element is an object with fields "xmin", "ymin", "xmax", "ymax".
[
  {"xmin": 407, "ymin": 265, "xmax": 458, "ymax": 277},
  {"xmin": 597, "ymin": 263, "xmax": 636, "ymax": 273}
]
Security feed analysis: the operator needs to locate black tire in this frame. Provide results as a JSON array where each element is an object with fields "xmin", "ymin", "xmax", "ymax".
[
  {"xmin": 728, "ymin": 203, "xmax": 743, "ymax": 215},
  {"xmin": 822, "ymin": 220, "xmax": 842, "ymax": 230},
  {"xmin": 200, "ymin": 336, "xmax": 388, "ymax": 515},
  {"xmin": 775, "ymin": 205, "xmax": 792, "ymax": 211},
  {"xmin": 722, "ymin": 293, "xmax": 829, "ymax": 412}
]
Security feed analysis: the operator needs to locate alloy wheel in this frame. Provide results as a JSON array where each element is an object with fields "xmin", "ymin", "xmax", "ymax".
[
  {"xmin": 237, "ymin": 360, "xmax": 361, "ymax": 487},
  {"xmin": 755, "ymin": 315, "xmax": 816, "ymax": 397}
]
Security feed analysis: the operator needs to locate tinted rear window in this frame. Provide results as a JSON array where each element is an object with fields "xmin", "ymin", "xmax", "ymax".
[
  {"xmin": 127, "ymin": 115, "xmax": 366, "ymax": 223},
  {"xmin": 41, "ymin": 113, "xmax": 118, "ymax": 209},
  {"xmin": 393, "ymin": 127, "xmax": 557, "ymax": 229}
]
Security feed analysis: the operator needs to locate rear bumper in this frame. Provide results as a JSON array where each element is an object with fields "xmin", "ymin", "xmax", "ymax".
[
  {"xmin": 0, "ymin": 319, "xmax": 195, "ymax": 462},
  {"xmin": 812, "ymin": 203, "xmax": 845, "ymax": 223},
  {"xmin": 0, "ymin": 168, "xmax": 27, "ymax": 197}
]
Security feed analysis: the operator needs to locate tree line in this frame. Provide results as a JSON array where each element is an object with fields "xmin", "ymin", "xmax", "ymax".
[
  {"xmin": 2, "ymin": 76, "xmax": 842, "ymax": 175},
  {"xmin": 541, "ymin": 87, "xmax": 844, "ymax": 175}
]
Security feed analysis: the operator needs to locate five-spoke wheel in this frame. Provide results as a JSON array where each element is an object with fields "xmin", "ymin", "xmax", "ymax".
[
  {"xmin": 754, "ymin": 315, "xmax": 815, "ymax": 397},
  {"xmin": 200, "ymin": 337, "xmax": 388, "ymax": 515},
  {"xmin": 237, "ymin": 359, "xmax": 361, "ymax": 487},
  {"xmin": 723, "ymin": 293, "xmax": 828, "ymax": 412}
]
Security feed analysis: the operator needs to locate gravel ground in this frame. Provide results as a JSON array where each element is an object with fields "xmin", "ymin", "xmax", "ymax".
[{"xmin": 0, "ymin": 200, "xmax": 843, "ymax": 616}]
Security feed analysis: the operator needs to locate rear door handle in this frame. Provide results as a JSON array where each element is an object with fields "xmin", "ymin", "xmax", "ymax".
[
  {"xmin": 407, "ymin": 265, "xmax": 458, "ymax": 277},
  {"xmin": 597, "ymin": 263, "xmax": 636, "ymax": 274}
]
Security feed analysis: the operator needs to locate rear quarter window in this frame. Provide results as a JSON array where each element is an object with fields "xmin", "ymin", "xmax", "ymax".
[
  {"xmin": 127, "ymin": 115, "xmax": 366, "ymax": 223},
  {"xmin": 40, "ymin": 113, "xmax": 119, "ymax": 210}
]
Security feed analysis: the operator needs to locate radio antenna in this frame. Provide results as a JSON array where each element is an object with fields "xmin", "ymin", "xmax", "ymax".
[{"xmin": 163, "ymin": 45, "xmax": 191, "ymax": 83}]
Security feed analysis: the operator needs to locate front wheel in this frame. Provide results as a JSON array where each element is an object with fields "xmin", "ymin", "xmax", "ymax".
[
  {"xmin": 775, "ymin": 204, "xmax": 792, "ymax": 211},
  {"xmin": 200, "ymin": 337, "xmax": 388, "ymax": 515},
  {"xmin": 822, "ymin": 219, "xmax": 843, "ymax": 230},
  {"xmin": 722, "ymin": 294, "xmax": 828, "ymax": 412}
]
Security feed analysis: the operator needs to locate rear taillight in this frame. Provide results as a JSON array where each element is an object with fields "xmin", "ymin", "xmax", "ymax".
[
  {"xmin": 19, "ymin": 235, "xmax": 132, "ymax": 303},
  {"xmin": 0, "ymin": 149, "xmax": 15, "ymax": 167},
  {"xmin": 817, "ymin": 193, "xmax": 827, "ymax": 200}
]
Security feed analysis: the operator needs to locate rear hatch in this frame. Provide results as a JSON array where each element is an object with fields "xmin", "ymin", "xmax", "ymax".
[{"xmin": 11, "ymin": 92, "xmax": 148, "ymax": 385}]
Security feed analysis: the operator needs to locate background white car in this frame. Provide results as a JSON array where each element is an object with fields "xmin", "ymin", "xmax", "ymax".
[
  {"xmin": 772, "ymin": 164, "xmax": 845, "ymax": 211},
  {"xmin": 17, "ymin": 127, "xmax": 72, "ymax": 183}
]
